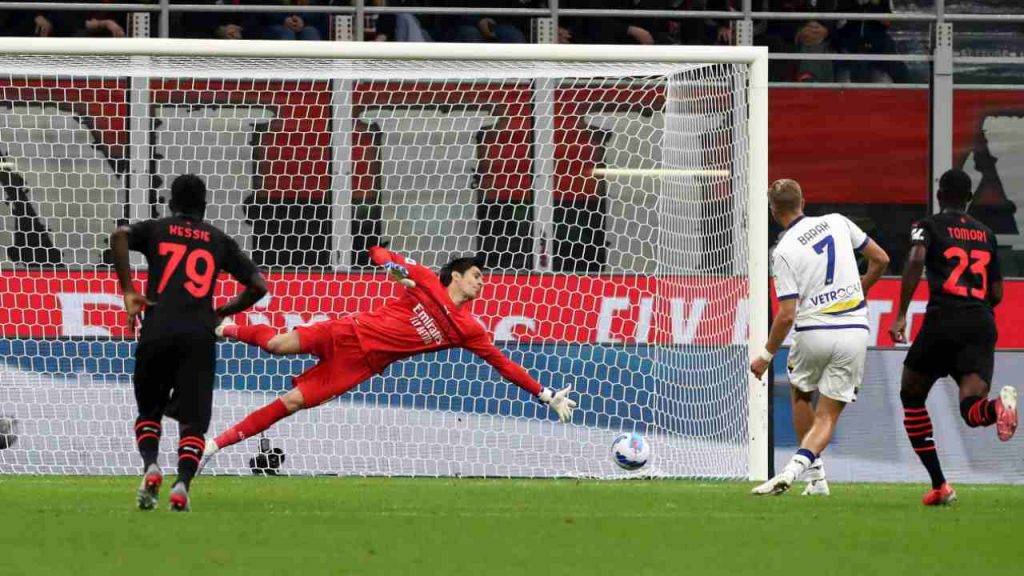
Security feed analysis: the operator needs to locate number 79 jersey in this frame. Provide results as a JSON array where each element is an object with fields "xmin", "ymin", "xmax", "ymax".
[
  {"xmin": 772, "ymin": 214, "xmax": 870, "ymax": 330},
  {"xmin": 128, "ymin": 216, "xmax": 258, "ymax": 341},
  {"xmin": 911, "ymin": 210, "xmax": 1001, "ymax": 312}
]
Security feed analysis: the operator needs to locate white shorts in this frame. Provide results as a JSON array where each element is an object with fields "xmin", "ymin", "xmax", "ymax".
[{"xmin": 787, "ymin": 327, "xmax": 869, "ymax": 403}]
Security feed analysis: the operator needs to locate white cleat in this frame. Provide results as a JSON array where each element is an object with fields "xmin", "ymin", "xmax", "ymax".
[
  {"xmin": 751, "ymin": 470, "xmax": 796, "ymax": 496},
  {"xmin": 802, "ymin": 479, "xmax": 831, "ymax": 496},
  {"xmin": 800, "ymin": 459, "xmax": 830, "ymax": 496}
]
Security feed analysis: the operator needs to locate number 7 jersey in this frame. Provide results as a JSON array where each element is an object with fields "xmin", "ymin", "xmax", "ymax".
[
  {"xmin": 772, "ymin": 214, "xmax": 871, "ymax": 331},
  {"xmin": 128, "ymin": 215, "xmax": 259, "ymax": 341},
  {"xmin": 911, "ymin": 210, "xmax": 1002, "ymax": 312}
]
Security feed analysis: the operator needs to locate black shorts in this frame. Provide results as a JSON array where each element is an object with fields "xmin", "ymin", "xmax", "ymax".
[
  {"xmin": 904, "ymin": 308, "xmax": 997, "ymax": 384},
  {"xmin": 133, "ymin": 333, "xmax": 216, "ymax": 433}
]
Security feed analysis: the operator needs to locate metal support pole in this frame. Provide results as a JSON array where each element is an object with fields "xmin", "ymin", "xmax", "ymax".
[
  {"xmin": 931, "ymin": 22, "xmax": 954, "ymax": 213},
  {"xmin": 739, "ymin": 0, "xmax": 753, "ymax": 46},
  {"xmin": 354, "ymin": 0, "xmax": 365, "ymax": 41},
  {"xmin": 159, "ymin": 0, "xmax": 169, "ymax": 38},
  {"xmin": 532, "ymin": 78, "xmax": 556, "ymax": 272},
  {"xmin": 331, "ymin": 81, "xmax": 354, "ymax": 270}
]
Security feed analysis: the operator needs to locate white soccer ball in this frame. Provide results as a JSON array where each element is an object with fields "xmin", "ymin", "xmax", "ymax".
[{"xmin": 611, "ymin": 432, "xmax": 650, "ymax": 470}]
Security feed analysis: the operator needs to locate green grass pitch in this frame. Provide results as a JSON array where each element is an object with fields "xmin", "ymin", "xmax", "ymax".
[{"xmin": 0, "ymin": 476, "xmax": 1019, "ymax": 576}]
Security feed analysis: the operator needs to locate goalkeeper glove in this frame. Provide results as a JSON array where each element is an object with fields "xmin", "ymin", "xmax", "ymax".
[
  {"xmin": 384, "ymin": 261, "xmax": 416, "ymax": 288},
  {"xmin": 538, "ymin": 386, "xmax": 577, "ymax": 423}
]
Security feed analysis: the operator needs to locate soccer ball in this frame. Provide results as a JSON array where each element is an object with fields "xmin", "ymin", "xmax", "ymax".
[{"xmin": 611, "ymin": 432, "xmax": 650, "ymax": 470}]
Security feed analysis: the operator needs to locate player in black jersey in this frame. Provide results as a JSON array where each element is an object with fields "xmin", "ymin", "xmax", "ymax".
[
  {"xmin": 888, "ymin": 168, "xmax": 1018, "ymax": 506},
  {"xmin": 111, "ymin": 174, "xmax": 267, "ymax": 511}
]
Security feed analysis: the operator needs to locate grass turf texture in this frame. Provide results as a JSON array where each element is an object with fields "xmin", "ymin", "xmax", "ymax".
[{"xmin": 0, "ymin": 476, "xmax": 1019, "ymax": 576}]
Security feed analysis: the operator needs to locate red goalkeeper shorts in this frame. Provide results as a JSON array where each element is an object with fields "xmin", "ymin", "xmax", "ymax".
[{"xmin": 292, "ymin": 318, "xmax": 376, "ymax": 407}]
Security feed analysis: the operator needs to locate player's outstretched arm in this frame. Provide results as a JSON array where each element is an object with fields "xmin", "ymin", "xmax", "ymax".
[
  {"xmin": 465, "ymin": 335, "xmax": 577, "ymax": 423},
  {"xmin": 889, "ymin": 244, "xmax": 926, "ymax": 344},
  {"xmin": 110, "ymin": 226, "xmax": 153, "ymax": 330},
  {"xmin": 368, "ymin": 245, "xmax": 423, "ymax": 288},
  {"xmin": 859, "ymin": 239, "xmax": 890, "ymax": 293}
]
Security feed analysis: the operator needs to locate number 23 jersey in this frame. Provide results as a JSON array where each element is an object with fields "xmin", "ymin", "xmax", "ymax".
[
  {"xmin": 773, "ymin": 214, "xmax": 870, "ymax": 330},
  {"xmin": 128, "ymin": 216, "xmax": 259, "ymax": 341},
  {"xmin": 911, "ymin": 210, "xmax": 1001, "ymax": 312}
]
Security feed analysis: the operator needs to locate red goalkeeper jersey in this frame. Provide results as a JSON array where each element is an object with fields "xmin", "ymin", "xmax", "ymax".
[{"xmin": 354, "ymin": 247, "xmax": 543, "ymax": 396}]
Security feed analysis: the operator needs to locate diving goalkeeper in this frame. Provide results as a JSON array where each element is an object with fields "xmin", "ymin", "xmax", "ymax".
[{"xmin": 203, "ymin": 246, "xmax": 576, "ymax": 462}]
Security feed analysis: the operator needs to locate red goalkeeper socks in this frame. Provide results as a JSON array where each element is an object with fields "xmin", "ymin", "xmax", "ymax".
[
  {"xmin": 224, "ymin": 324, "xmax": 278, "ymax": 352},
  {"xmin": 214, "ymin": 399, "xmax": 291, "ymax": 450}
]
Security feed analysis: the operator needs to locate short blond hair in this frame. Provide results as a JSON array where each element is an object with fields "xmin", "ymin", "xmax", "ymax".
[{"xmin": 769, "ymin": 179, "xmax": 803, "ymax": 213}]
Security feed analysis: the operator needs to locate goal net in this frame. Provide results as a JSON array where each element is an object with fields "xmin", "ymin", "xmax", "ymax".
[{"xmin": 0, "ymin": 40, "xmax": 767, "ymax": 479}]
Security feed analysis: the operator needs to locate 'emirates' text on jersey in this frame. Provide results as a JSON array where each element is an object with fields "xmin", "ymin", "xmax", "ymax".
[
  {"xmin": 772, "ymin": 214, "xmax": 870, "ymax": 331},
  {"xmin": 128, "ymin": 216, "xmax": 258, "ymax": 341},
  {"xmin": 910, "ymin": 210, "xmax": 1002, "ymax": 312}
]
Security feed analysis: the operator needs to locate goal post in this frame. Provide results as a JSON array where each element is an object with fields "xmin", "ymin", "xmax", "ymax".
[{"xmin": 0, "ymin": 38, "xmax": 768, "ymax": 480}]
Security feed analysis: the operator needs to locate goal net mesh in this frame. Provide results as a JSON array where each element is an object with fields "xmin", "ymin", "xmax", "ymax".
[{"xmin": 0, "ymin": 54, "xmax": 752, "ymax": 478}]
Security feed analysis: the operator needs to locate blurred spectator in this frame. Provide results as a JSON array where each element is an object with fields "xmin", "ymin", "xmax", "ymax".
[
  {"xmin": 370, "ymin": 1, "xmax": 433, "ymax": 42},
  {"xmin": 562, "ymin": 0, "xmax": 673, "ymax": 45},
  {"xmin": 667, "ymin": 0, "xmax": 734, "ymax": 46},
  {"xmin": 834, "ymin": 0, "xmax": 909, "ymax": 83},
  {"xmin": 432, "ymin": 0, "xmax": 540, "ymax": 43},
  {"xmin": 0, "ymin": 6, "xmax": 55, "ymax": 37},
  {"xmin": 184, "ymin": 1, "xmax": 261, "ymax": 40},
  {"xmin": 32, "ymin": 0, "xmax": 129, "ymax": 38},
  {"xmin": 756, "ymin": 0, "xmax": 836, "ymax": 82},
  {"xmin": 261, "ymin": 0, "xmax": 328, "ymax": 41}
]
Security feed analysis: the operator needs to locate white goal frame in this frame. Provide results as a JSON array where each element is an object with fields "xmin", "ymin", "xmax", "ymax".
[{"xmin": 0, "ymin": 37, "xmax": 769, "ymax": 480}]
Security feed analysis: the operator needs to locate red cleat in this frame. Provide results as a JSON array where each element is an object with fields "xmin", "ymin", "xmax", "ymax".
[
  {"xmin": 922, "ymin": 483, "xmax": 957, "ymax": 506},
  {"xmin": 168, "ymin": 482, "xmax": 190, "ymax": 512},
  {"xmin": 995, "ymin": 386, "xmax": 1018, "ymax": 442},
  {"xmin": 136, "ymin": 464, "xmax": 162, "ymax": 510}
]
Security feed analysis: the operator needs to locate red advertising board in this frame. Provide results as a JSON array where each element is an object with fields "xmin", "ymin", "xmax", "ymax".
[
  {"xmin": 0, "ymin": 271, "xmax": 745, "ymax": 345},
  {"xmin": 2, "ymin": 271, "xmax": 1023, "ymax": 349}
]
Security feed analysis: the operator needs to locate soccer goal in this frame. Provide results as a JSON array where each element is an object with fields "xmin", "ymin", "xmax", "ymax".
[{"xmin": 0, "ymin": 38, "xmax": 768, "ymax": 480}]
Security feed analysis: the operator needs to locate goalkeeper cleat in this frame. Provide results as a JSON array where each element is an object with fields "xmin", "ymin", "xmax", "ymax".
[
  {"xmin": 995, "ymin": 386, "xmax": 1018, "ymax": 442},
  {"xmin": 751, "ymin": 470, "xmax": 795, "ymax": 496},
  {"xmin": 922, "ymin": 483, "xmax": 957, "ymax": 506},
  {"xmin": 169, "ymin": 482, "xmax": 190, "ymax": 512},
  {"xmin": 136, "ymin": 463, "xmax": 162, "ymax": 510}
]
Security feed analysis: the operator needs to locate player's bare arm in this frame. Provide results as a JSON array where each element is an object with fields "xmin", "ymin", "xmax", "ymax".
[
  {"xmin": 889, "ymin": 244, "xmax": 926, "ymax": 343},
  {"xmin": 858, "ymin": 239, "xmax": 890, "ymax": 293},
  {"xmin": 110, "ymin": 226, "xmax": 154, "ymax": 330},
  {"xmin": 989, "ymin": 279, "xmax": 1004, "ymax": 308},
  {"xmin": 750, "ymin": 298, "xmax": 796, "ymax": 380},
  {"xmin": 215, "ymin": 271, "xmax": 268, "ymax": 318}
]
